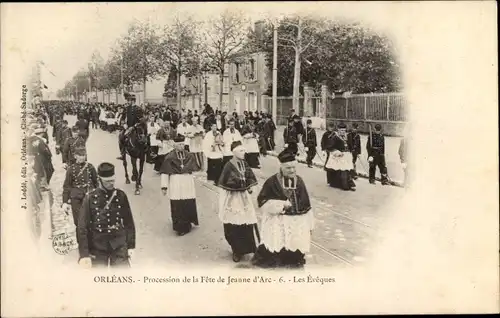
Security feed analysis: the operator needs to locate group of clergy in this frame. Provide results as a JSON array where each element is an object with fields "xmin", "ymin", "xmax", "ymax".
[{"xmin": 157, "ymin": 131, "xmax": 314, "ymax": 268}]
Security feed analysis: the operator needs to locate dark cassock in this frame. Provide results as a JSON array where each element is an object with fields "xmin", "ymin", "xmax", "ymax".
[
  {"xmin": 241, "ymin": 123, "xmax": 261, "ymax": 168},
  {"xmin": 202, "ymin": 126, "xmax": 225, "ymax": 184},
  {"xmin": 62, "ymin": 147, "xmax": 98, "ymax": 228},
  {"xmin": 251, "ymin": 151, "xmax": 314, "ymax": 268},
  {"xmin": 216, "ymin": 141, "xmax": 259, "ymax": 262},
  {"xmin": 323, "ymin": 123, "xmax": 356, "ymax": 191},
  {"xmin": 160, "ymin": 135, "xmax": 200, "ymax": 236},
  {"xmin": 255, "ymin": 119, "xmax": 268, "ymax": 156},
  {"xmin": 77, "ymin": 162, "xmax": 136, "ymax": 268}
]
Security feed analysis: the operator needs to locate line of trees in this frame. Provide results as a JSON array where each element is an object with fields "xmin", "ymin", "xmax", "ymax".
[{"xmin": 58, "ymin": 12, "xmax": 402, "ymax": 110}]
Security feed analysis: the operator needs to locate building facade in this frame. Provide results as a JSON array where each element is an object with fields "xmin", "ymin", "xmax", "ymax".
[{"xmin": 228, "ymin": 51, "xmax": 270, "ymax": 114}]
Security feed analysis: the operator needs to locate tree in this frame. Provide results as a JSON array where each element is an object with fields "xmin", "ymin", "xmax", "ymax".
[
  {"xmin": 119, "ymin": 20, "xmax": 161, "ymax": 102},
  {"xmin": 253, "ymin": 18, "xmax": 402, "ymax": 96},
  {"xmin": 203, "ymin": 9, "xmax": 249, "ymax": 109},
  {"xmin": 157, "ymin": 15, "xmax": 201, "ymax": 109}
]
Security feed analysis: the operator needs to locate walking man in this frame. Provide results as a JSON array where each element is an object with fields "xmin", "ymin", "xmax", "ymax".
[{"xmin": 77, "ymin": 162, "xmax": 136, "ymax": 268}]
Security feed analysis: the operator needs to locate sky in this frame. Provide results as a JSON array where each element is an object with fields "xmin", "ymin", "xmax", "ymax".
[{"xmin": 3, "ymin": 2, "xmax": 418, "ymax": 95}]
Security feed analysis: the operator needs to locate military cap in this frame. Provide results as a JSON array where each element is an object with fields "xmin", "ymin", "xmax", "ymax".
[
  {"xmin": 71, "ymin": 126, "xmax": 79, "ymax": 132},
  {"xmin": 74, "ymin": 147, "xmax": 86, "ymax": 156},
  {"xmin": 278, "ymin": 150, "xmax": 296, "ymax": 164},
  {"xmin": 374, "ymin": 124, "xmax": 382, "ymax": 130},
  {"xmin": 337, "ymin": 122, "xmax": 347, "ymax": 129},
  {"xmin": 173, "ymin": 134, "xmax": 185, "ymax": 143},
  {"xmin": 306, "ymin": 119, "xmax": 312, "ymax": 124},
  {"xmin": 231, "ymin": 140, "xmax": 243, "ymax": 151},
  {"xmin": 352, "ymin": 123, "xmax": 358, "ymax": 129},
  {"xmin": 292, "ymin": 115, "xmax": 300, "ymax": 120},
  {"xmin": 97, "ymin": 162, "xmax": 115, "ymax": 180}
]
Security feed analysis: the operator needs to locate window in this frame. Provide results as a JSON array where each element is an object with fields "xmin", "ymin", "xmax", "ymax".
[
  {"xmin": 235, "ymin": 63, "xmax": 240, "ymax": 83},
  {"xmin": 249, "ymin": 58, "xmax": 255, "ymax": 81}
]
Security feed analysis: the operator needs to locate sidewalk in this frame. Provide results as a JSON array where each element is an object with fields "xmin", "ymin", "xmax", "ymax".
[{"xmin": 270, "ymin": 126, "xmax": 405, "ymax": 186}]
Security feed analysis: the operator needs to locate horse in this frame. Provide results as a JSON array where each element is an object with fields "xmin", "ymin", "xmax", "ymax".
[{"xmin": 122, "ymin": 124, "xmax": 148, "ymax": 195}]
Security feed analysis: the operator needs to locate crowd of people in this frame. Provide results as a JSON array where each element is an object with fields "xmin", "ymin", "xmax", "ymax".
[{"xmin": 26, "ymin": 93, "xmax": 408, "ymax": 269}]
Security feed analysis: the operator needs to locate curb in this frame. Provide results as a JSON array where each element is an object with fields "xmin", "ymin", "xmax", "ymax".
[{"xmin": 266, "ymin": 150, "xmax": 404, "ymax": 188}]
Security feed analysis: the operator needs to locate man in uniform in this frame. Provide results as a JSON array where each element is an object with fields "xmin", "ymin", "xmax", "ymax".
[
  {"xmin": 283, "ymin": 119, "xmax": 299, "ymax": 156},
  {"xmin": 347, "ymin": 123, "xmax": 361, "ymax": 179},
  {"xmin": 303, "ymin": 119, "xmax": 317, "ymax": 168},
  {"xmin": 62, "ymin": 126, "xmax": 86, "ymax": 168},
  {"xmin": 55, "ymin": 120, "xmax": 71, "ymax": 157},
  {"xmin": 367, "ymin": 124, "xmax": 389, "ymax": 185},
  {"xmin": 117, "ymin": 94, "xmax": 147, "ymax": 160},
  {"xmin": 75, "ymin": 112, "xmax": 90, "ymax": 141},
  {"xmin": 77, "ymin": 162, "xmax": 136, "ymax": 268},
  {"xmin": 62, "ymin": 146, "xmax": 98, "ymax": 228}
]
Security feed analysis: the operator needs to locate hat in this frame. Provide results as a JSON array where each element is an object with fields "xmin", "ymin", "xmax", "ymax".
[
  {"xmin": 173, "ymin": 134, "xmax": 185, "ymax": 143},
  {"xmin": 337, "ymin": 123, "xmax": 347, "ymax": 129},
  {"xmin": 97, "ymin": 162, "xmax": 115, "ymax": 180},
  {"xmin": 71, "ymin": 126, "xmax": 79, "ymax": 132},
  {"xmin": 306, "ymin": 119, "xmax": 312, "ymax": 124},
  {"xmin": 231, "ymin": 140, "xmax": 243, "ymax": 151},
  {"xmin": 374, "ymin": 124, "xmax": 382, "ymax": 130},
  {"xmin": 352, "ymin": 123, "xmax": 358, "ymax": 129},
  {"xmin": 292, "ymin": 115, "xmax": 300, "ymax": 120},
  {"xmin": 278, "ymin": 150, "xmax": 296, "ymax": 164},
  {"xmin": 74, "ymin": 147, "xmax": 86, "ymax": 156}
]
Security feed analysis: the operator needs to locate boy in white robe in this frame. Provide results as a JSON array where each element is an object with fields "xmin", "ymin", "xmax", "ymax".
[
  {"xmin": 222, "ymin": 119, "xmax": 242, "ymax": 167},
  {"xmin": 203, "ymin": 123, "xmax": 224, "ymax": 185}
]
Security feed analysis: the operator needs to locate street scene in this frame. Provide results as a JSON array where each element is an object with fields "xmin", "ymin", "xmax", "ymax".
[{"xmin": 25, "ymin": 6, "xmax": 409, "ymax": 270}]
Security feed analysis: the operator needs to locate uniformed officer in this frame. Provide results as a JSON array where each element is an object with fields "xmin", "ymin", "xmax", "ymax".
[
  {"xmin": 55, "ymin": 120, "xmax": 70, "ymax": 156},
  {"xmin": 77, "ymin": 162, "xmax": 136, "ymax": 268},
  {"xmin": 117, "ymin": 94, "xmax": 147, "ymax": 160},
  {"xmin": 347, "ymin": 123, "xmax": 361, "ymax": 179},
  {"xmin": 62, "ymin": 126, "xmax": 86, "ymax": 168},
  {"xmin": 62, "ymin": 146, "xmax": 98, "ymax": 227},
  {"xmin": 367, "ymin": 124, "xmax": 389, "ymax": 185}
]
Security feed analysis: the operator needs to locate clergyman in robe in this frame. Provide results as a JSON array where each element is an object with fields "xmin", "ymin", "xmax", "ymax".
[
  {"xmin": 160, "ymin": 134, "xmax": 200, "ymax": 236},
  {"xmin": 216, "ymin": 141, "xmax": 259, "ymax": 263},
  {"xmin": 251, "ymin": 150, "xmax": 314, "ymax": 268}
]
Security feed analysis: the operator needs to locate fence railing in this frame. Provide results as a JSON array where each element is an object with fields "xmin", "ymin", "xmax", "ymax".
[
  {"xmin": 327, "ymin": 92, "xmax": 407, "ymax": 122},
  {"xmin": 264, "ymin": 92, "xmax": 407, "ymax": 125}
]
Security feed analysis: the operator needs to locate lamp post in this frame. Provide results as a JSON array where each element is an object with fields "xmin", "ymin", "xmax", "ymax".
[{"xmin": 202, "ymin": 66, "xmax": 209, "ymax": 106}]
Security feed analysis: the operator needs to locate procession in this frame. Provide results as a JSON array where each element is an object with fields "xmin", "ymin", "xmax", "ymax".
[
  {"xmin": 24, "ymin": 10, "xmax": 408, "ymax": 270},
  {"xmin": 25, "ymin": 95, "xmax": 408, "ymax": 270}
]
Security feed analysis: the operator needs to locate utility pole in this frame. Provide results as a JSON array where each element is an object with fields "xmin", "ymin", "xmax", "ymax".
[{"xmin": 272, "ymin": 23, "xmax": 278, "ymax": 124}]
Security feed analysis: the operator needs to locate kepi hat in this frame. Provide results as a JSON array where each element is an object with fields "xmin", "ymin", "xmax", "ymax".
[
  {"xmin": 278, "ymin": 150, "xmax": 296, "ymax": 164},
  {"xmin": 97, "ymin": 162, "xmax": 115, "ymax": 180}
]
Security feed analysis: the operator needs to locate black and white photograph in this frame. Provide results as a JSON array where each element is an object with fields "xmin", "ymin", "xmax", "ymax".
[{"xmin": 1, "ymin": 2, "xmax": 498, "ymax": 316}]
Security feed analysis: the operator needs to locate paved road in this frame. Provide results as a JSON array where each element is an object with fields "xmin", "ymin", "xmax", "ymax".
[
  {"xmin": 274, "ymin": 126, "xmax": 405, "ymax": 184},
  {"xmin": 46, "ymin": 116, "xmax": 404, "ymax": 269}
]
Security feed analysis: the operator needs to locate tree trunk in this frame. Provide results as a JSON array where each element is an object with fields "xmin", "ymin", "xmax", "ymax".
[
  {"xmin": 143, "ymin": 77, "xmax": 147, "ymax": 107},
  {"xmin": 219, "ymin": 69, "xmax": 224, "ymax": 111},
  {"xmin": 292, "ymin": 18, "xmax": 302, "ymax": 113},
  {"xmin": 177, "ymin": 61, "xmax": 182, "ymax": 110}
]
